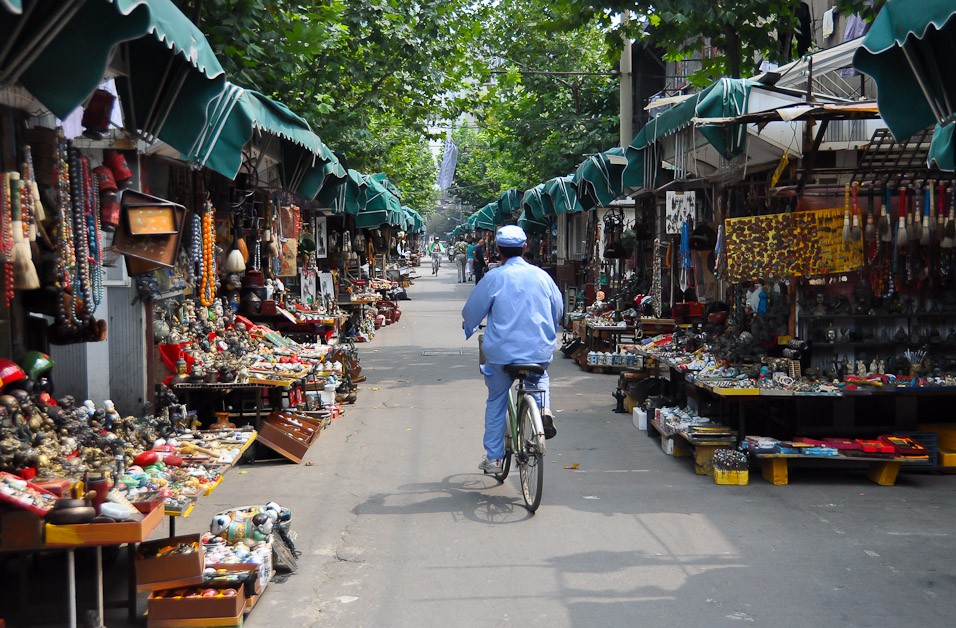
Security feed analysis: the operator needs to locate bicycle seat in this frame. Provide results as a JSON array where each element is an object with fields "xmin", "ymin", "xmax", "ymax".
[{"xmin": 504, "ymin": 363, "xmax": 545, "ymax": 377}]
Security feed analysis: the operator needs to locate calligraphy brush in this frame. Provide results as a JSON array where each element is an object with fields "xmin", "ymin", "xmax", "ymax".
[
  {"xmin": 842, "ymin": 184, "xmax": 851, "ymax": 241},
  {"xmin": 944, "ymin": 186, "xmax": 956, "ymax": 249},
  {"xmin": 926, "ymin": 180, "xmax": 937, "ymax": 242},
  {"xmin": 864, "ymin": 184, "xmax": 876, "ymax": 241},
  {"xmin": 880, "ymin": 186, "xmax": 892, "ymax": 242},
  {"xmin": 224, "ymin": 214, "xmax": 247, "ymax": 273},
  {"xmin": 937, "ymin": 181, "xmax": 946, "ymax": 242},
  {"xmin": 908, "ymin": 183, "xmax": 921, "ymax": 242},
  {"xmin": 896, "ymin": 186, "xmax": 908, "ymax": 249},
  {"xmin": 850, "ymin": 182, "xmax": 862, "ymax": 241}
]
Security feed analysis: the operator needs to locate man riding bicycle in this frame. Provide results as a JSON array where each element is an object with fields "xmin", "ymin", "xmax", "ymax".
[
  {"xmin": 427, "ymin": 236, "xmax": 445, "ymax": 275},
  {"xmin": 462, "ymin": 225, "xmax": 562, "ymax": 474}
]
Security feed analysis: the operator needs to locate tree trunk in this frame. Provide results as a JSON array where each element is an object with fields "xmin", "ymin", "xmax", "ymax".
[{"xmin": 722, "ymin": 24, "xmax": 742, "ymax": 78}]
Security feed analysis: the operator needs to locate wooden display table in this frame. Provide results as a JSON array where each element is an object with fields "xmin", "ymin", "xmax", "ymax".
[
  {"xmin": 650, "ymin": 416, "xmax": 737, "ymax": 475},
  {"xmin": 753, "ymin": 452, "xmax": 920, "ymax": 486}
]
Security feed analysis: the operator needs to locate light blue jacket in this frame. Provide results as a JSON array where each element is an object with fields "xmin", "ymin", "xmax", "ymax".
[{"xmin": 462, "ymin": 256, "xmax": 563, "ymax": 364}]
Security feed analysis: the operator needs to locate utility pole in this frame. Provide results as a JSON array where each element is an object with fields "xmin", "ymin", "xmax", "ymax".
[{"xmin": 619, "ymin": 31, "xmax": 633, "ymax": 147}]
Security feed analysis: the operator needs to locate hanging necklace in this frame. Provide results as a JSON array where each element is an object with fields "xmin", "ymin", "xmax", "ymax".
[
  {"xmin": 0, "ymin": 173, "xmax": 14, "ymax": 307},
  {"xmin": 86, "ymin": 160, "xmax": 102, "ymax": 310},
  {"xmin": 54, "ymin": 130, "xmax": 76, "ymax": 327},
  {"xmin": 200, "ymin": 201, "xmax": 216, "ymax": 306},
  {"xmin": 69, "ymin": 147, "xmax": 92, "ymax": 324}
]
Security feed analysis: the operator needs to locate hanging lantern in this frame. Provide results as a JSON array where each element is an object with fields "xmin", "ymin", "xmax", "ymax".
[
  {"xmin": 81, "ymin": 89, "xmax": 116, "ymax": 138},
  {"xmin": 103, "ymin": 150, "xmax": 133, "ymax": 187}
]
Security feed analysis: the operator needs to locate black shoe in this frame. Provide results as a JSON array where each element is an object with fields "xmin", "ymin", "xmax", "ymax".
[{"xmin": 542, "ymin": 410, "xmax": 557, "ymax": 439}]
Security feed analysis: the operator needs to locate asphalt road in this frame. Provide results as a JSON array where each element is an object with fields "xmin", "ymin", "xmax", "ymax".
[{"xmin": 95, "ymin": 257, "xmax": 956, "ymax": 627}]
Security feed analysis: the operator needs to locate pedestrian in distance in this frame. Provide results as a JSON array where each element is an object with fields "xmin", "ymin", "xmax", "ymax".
[
  {"xmin": 473, "ymin": 238, "xmax": 487, "ymax": 283},
  {"xmin": 453, "ymin": 236, "xmax": 468, "ymax": 283},
  {"xmin": 461, "ymin": 225, "xmax": 561, "ymax": 474}
]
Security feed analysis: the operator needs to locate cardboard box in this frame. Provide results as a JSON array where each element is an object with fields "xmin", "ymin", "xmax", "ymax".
[
  {"xmin": 45, "ymin": 500, "xmax": 162, "ymax": 546},
  {"xmin": 137, "ymin": 534, "xmax": 204, "ymax": 591},
  {"xmin": 205, "ymin": 563, "xmax": 264, "ymax": 598},
  {"xmin": 147, "ymin": 585, "xmax": 245, "ymax": 621}
]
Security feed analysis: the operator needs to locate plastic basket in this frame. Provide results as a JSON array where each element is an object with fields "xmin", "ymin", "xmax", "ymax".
[
  {"xmin": 714, "ymin": 469, "xmax": 749, "ymax": 485},
  {"xmin": 892, "ymin": 431, "xmax": 938, "ymax": 466}
]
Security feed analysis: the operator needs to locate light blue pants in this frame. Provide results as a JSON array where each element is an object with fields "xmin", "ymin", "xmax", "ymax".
[{"xmin": 481, "ymin": 362, "xmax": 550, "ymax": 460}]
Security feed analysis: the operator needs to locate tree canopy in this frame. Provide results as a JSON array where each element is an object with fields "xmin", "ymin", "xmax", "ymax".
[{"xmin": 545, "ymin": 0, "xmax": 883, "ymax": 83}]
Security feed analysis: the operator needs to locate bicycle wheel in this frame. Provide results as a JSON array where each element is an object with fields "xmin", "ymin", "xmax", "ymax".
[
  {"xmin": 493, "ymin": 440, "xmax": 511, "ymax": 482},
  {"xmin": 516, "ymin": 394, "xmax": 544, "ymax": 512},
  {"xmin": 493, "ymin": 393, "xmax": 515, "ymax": 482}
]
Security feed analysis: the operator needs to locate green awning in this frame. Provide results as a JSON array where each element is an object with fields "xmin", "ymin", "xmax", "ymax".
[
  {"xmin": 522, "ymin": 184, "xmax": 547, "ymax": 221},
  {"xmin": 498, "ymin": 189, "xmax": 523, "ymax": 217},
  {"xmin": 1, "ymin": 1, "xmax": 22, "ymax": 14},
  {"xmin": 929, "ymin": 123, "xmax": 955, "ymax": 171},
  {"xmin": 316, "ymin": 168, "xmax": 366, "ymax": 215},
  {"xmin": 298, "ymin": 153, "xmax": 347, "ymax": 201},
  {"xmin": 517, "ymin": 209, "xmax": 550, "ymax": 234},
  {"xmin": 370, "ymin": 173, "xmax": 403, "ymax": 200},
  {"xmin": 402, "ymin": 206, "xmax": 424, "ymax": 232},
  {"xmin": 2, "ymin": 0, "xmax": 228, "ymax": 142},
  {"xmin": 628, "ymin": 78, "xmax": 751, "ymax": 159},
  {"xmin": 117, "ymin": 0, "xmax": 229, "ymax": 156},
  {"xmin": 356, "ymin": 174, "xmax": 403, "ymax": 229},
  {"xmin": 542, "ymin": 175, "xmax": 584, "ymax": 215},
  {"xmin": 470, "ymin": 203, "xmax": 498, "ymax": 231},
  {"xmin": 576, "ymin": 147, "xmax": 628, "ymax": 208},
  {"xmin": 187, "ymin": 82, "xmax": 331, "ymax": 187},
  {"xmin": 853, "ymin": 0, "xmax": 956, "ymax": 142}
]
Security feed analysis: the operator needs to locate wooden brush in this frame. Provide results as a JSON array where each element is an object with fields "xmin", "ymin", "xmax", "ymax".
[
  {"xmin": 842, "ymin": 184, "xmax": 851, "ymax": 241},
  {"xmin": 896, "ymin": 187, "xmax": 908, "ymax": 248},
  {"xmin": 864, "ymin": 185, "xmax": 876, "ymax": 241},
  {"xmin": 9, "ymin": 174, "xmax": 40, "ymax": 290},
  {"xmin": 850, "ymin": 182, "xmax": 862, "ymax": 242},
  {"xmin": 938, "ymin": 182, "xmax": 947, "ymax": 241},
  {"xmin": 921, "ymin": 186, "xmax": 932, "ymax": 246},
  {"xmin": 927, "ymin": 180, "xmax": 937, "ymax": 239},
  {"xmin": 908, "ymin": 185, "xmax": 921, "ymax": 242},
  {"xmin": 911, "ymin": 184, "xmax": 922, "ymax": 242},
  {"xmin": 223, "ymin": 215, "xmax": 246, "ymax": 273},
  {"xmin": 879, "ymin": 186, "xmax": 892, "ymax": 241},
  {"xmin": 944, "ymin": 187, "xmax": 956, "ymax": 249}
]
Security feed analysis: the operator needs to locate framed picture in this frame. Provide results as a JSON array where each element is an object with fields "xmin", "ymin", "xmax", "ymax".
[
  {"xmin": 318, "ymin": 272, "xmax": 335, "ymax": 300},
  {"xmin": 665, "ymin": 191, "xmax": 696, "ymax": 234},
  {"xmin": 315, "ymin": 216, "xmax": 328, "ymax": 259}
]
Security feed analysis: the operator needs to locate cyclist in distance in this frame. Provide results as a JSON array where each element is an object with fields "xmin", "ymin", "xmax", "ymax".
[{"xmin": 462, "ymin": 225, "xmax": 562, "ymax": 474}]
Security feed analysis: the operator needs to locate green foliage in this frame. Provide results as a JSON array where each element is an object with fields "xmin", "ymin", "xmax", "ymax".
[
  {"xmin": 544, "ymin": 0, "xmax": 883, "ymax": 82},
  {"xmin": 449, "ymin": 0, "xmax": 619, "ymax": 209},
  {"xmin": 175, "ymin": 0, "xmax": 480, "ymax": 207}
]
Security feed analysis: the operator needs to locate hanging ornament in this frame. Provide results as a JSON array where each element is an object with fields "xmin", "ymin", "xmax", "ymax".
[{"xmin": 200, "ymin": 201, "xmax": 217, "ymax": 306}]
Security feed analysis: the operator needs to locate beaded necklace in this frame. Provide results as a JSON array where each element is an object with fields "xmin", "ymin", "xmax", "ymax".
[
  {"xmin": 69, "ymin": 147, "xmax": 92, "ymax": 324},
  {"xmin": 191, "ymin": 211, "xmax": 202, "ymax": 283},
  {"xmin": 53, "ymin": 130, "xmax": 75, "ymax": 327},
  {"xmin": 0, "ymin": 173, "xmax": 14, "ymax": 306},
  {"xmin": 200, "ymin": 201, "xmax": 216, "ymax": 306},
  {"xmin": 86, "ymin": 160, "xmax": 102, "ymax": 310}
]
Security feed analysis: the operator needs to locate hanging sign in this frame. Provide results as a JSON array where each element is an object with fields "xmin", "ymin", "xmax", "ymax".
[
  {"xmin": 724, "ymin": 208, "xmax": 863, "ymax": 282},
  {"xmin": 665, "ymin": 191, "xmax": 695, "ymax": 234}
]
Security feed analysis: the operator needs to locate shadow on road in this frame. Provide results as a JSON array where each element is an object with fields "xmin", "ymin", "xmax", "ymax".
[{"xmin": 352, "ymin": 474, "xmax": 536, "ymax": 524}]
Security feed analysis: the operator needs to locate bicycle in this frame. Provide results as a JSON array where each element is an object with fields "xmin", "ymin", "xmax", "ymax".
[
  {"xmin": 478, "ymin": 331, "xmax": 546, "ymax": 511},
  {"xmin": 430, "ymin": 250, "xmax": 442, "ymax": 275},
  {"xmin": 494, "ymin": 363, "xmax": 547, "ymax": 512}
]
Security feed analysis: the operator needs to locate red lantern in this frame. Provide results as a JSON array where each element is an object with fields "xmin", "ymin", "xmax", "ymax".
[
  {"xmin": 81, "ymin": 89, "xmax": 115, "ymax": 137},
  {"xmin": 100, "ymin": 191, "xmax": 120, "ymax": 230},
  {"xmin": 93, "ymin": 165, "xmax": 117, "ymax": 192},
  {"xmin": 103, "ymin": 150, "xmax": 132, "ymax": 187}
]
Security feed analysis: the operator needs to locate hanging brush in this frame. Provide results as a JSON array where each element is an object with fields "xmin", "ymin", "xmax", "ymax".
[
  {"xmin": 8, "ymin": 174, "xmax": 39, "ymax": 290},
  {"xmin": 896, "ymin": 186, "xmax": 908, "ymax": 249},
  {"xmin": 224, "ymin": 213, "xmax": 246, "ymax": 273},
  {"xmin": 842, "ymin": 183, "xmax": 851, "ymax": 241},
  {"xmin": 864, "ymin": 184, "xmax": 876, "ymax": 241},
  {"xmin": 908, "ymin": 183, "xmax": 921, "ymax": 242},
  {"xmin": 938, "ymin": 181, "xmax": 947, "ymax": 242},
  {"xmin": 921, "ymin": 185, "xmax": 932, "ymax": 246},
  {"xmin": 880, "ymin": 185, "xmax": 892, "ymax": 241},
  {"xmin": 927, "ymin": 180, "xmax": 937, "ymax": 240},
  {"xmin": 850, "ymin": 181, "xmax": 862, "ymax": 241},
  {"xmin": 944, "ymin": 186, "xmax": 956, "ymax": 249}
]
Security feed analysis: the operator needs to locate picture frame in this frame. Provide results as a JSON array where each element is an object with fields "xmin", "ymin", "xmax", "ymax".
[{"xmin": 315, "ymin": 216, "xmax": 328, "ymax": 259}]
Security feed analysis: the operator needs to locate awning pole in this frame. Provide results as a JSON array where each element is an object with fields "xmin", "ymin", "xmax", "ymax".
[
  {"xmin": 139, "ymin": 56, "xmax": 177, "ymax": 142},
  {"xmin": 901, "ymin": 45, "xmax": 946, "ymax": 123},
  {"xmin": 0, "ymin": 0, "xmax": 39, "ymax": 70},
  {"xmin": 148, "ymin": 69, "xmax": 189, "ymax": 142},
  {"xmin": 1, "ymin": 0, "xmax": 89, "ymax": 85}
]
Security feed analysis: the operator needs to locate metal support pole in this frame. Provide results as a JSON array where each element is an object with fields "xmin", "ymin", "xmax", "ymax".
[
  {"xmin": 95, "ymin": 546, "xmax": 105, "ymax": 628},
  {"xmin": 67, "ymin": 548, "xmax": 77, "ymax": 628}
]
